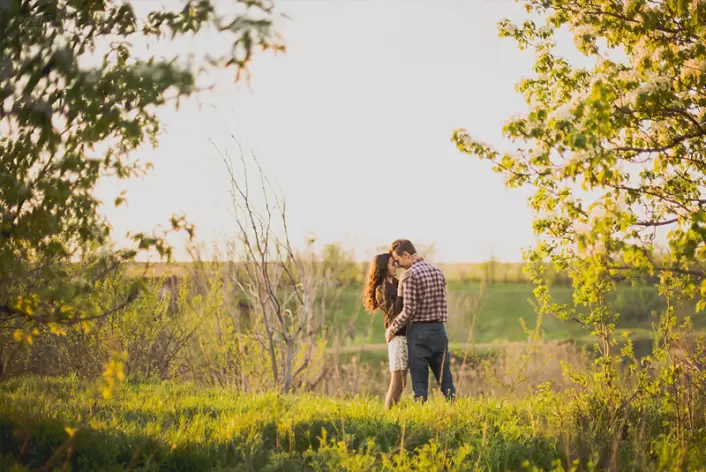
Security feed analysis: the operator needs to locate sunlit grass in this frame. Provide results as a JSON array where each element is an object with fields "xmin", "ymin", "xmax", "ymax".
[{"xmin": 2, "ymin": 376, "xmax": 705, "ymax": 471}]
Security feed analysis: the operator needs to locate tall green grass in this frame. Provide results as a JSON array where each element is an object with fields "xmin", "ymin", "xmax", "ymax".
[{"xmin": 1, "ymin": 376, "xmax": 705, "ymax": 471}]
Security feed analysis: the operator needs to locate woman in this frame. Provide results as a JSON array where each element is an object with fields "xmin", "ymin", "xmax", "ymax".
[{"xmin": 363, "ymin": 253, "xmax": 408, "ymax": 408}]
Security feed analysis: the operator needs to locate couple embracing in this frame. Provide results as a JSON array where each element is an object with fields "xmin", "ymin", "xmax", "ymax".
[{"xmin": 363, "ymin": 239, "xmax": 456, "ymax": 408}]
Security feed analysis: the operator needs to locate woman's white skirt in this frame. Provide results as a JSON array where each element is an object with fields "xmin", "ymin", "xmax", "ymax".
[{"xmin": 388, "ymin": 335, "xmax": 408, "ymax": 372}]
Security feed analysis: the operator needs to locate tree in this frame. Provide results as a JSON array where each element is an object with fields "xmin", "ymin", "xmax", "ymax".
[
  {"xmin": 453, "ymin": 0, "xmax": 706, "ymax": 385},
  {"xmin": 0, "ymin": 0, "xmax": 283, "ymax": 332},
  {"xmin": 216, "ymin": 139, "xmax": 334, "ymax": 393}
]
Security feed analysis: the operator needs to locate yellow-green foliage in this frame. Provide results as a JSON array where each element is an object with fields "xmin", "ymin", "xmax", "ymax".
[{"xmin": 1, "ymin": 377, "xmax": 705, "ymax": 471}]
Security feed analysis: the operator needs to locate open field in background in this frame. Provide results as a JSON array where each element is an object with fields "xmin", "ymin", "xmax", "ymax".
[
  {"xmin": 327, "ymin": 281, "xmax": 706, "ymax": 347},
  {"xmin": 127, "ymin": 262, "xmax": 706, "ymax": 349},
  {"xmin": 11, "ymin": 259, "xmax": 699, "ymax": 398},
  {"xmin": 119, "ymin": 261, "xmax": 706, "ymax": 389}
]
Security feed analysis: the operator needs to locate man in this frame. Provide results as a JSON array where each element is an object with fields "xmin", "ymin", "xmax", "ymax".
[{"xmin": 386, "ymin": 239, "xmax": 456, "ymax": 402}]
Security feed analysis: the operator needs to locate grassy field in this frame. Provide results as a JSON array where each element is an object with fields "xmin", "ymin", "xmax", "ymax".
[
  {"xmin": 127, "ymin": 261, "xmax": 706, "ymax": 362},
  {"xmin": 129, "ymin": 262, "xmax": 699, "ymax": 345},
  {"xmin": 2, "ymin": 376, "xmax": 705, "ymax": 471},
  {"xmin": 330, "ymin": 281, "xmax": 706, "ymax": 347}
]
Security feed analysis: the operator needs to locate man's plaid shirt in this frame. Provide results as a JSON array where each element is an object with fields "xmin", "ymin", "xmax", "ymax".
[{"xmin": 388, "ymin": 258, "xmax": 448, "ymax": 335}]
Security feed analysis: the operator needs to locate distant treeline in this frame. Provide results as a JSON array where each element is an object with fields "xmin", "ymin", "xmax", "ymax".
[
  {"xmin": 129, "ymin": 260, "xmax": 668, "ymax": 286},
  {"xmin": 127, "ymin": 260, "xmax": 619, "ymax": 285}
]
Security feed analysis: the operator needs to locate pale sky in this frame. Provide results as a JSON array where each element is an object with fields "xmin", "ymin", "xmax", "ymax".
[{"xmin": 97, "ymin": 0, "xmax": 589, "ymax": 263}]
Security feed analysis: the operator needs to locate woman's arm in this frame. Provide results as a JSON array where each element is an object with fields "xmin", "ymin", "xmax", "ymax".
[
  {"xmin": 392, "ymin": 292, "xmax": 403, "ymax": 317},
  {"xmin": 376, "ymin": 285, "xmax": 401, "ymax": 318},
  {"xmin": 387, "ymin": 273, "xmax": 418, "ymax": 337}
]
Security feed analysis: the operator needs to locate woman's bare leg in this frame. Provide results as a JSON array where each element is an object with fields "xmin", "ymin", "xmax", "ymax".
[{"xmin": 385, "ymin": 371, "xmax": 406, "ymax": 409}]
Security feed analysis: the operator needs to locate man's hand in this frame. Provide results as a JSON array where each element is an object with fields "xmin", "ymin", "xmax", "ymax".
[
  {"xmin": 397, "ymin": 270, "xmax": 410, "ymax": 296},
  {"xmin": 385, "ymin": 328, "xmax": 394, "ymax": 343},
  {"xmin": 400, "ymin": 269, "xmax": 411, "ymax": 283}
]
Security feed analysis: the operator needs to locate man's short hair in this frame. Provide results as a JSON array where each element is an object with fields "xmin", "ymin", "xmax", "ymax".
[{"xmin": 389, "ymin": 239, "xmax": 416, "ymax": 256}]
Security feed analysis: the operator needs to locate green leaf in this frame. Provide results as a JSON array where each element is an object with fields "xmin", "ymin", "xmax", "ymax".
[{"xmin": 571, "ymin": 133, "xmax": 587, "ymax": 149}]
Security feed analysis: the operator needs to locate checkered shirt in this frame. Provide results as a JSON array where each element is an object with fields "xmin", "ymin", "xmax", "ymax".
[{"xmin": 388, "ymin": 258, "xmax": 448, "ymax": 335}]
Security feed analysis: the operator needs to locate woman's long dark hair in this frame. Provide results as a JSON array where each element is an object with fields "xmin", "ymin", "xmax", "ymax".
[{"xmin": 363, "ymin": 253, "xmax": 395, "ymax": 313}]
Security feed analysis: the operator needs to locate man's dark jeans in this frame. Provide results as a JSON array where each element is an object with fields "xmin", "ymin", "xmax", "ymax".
[{"xmin": 406, "ymin": 322, "xmax": 456, "ymax": 402}]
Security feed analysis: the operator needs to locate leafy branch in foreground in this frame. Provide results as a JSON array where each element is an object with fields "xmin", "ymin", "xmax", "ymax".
[
  {"xmin": 453, "ymin": 0, "xmax": 706, "ymax": 390},
  {"xmin": 0, "ymin": 0, "xmax": 284, "ymax": 329}
]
